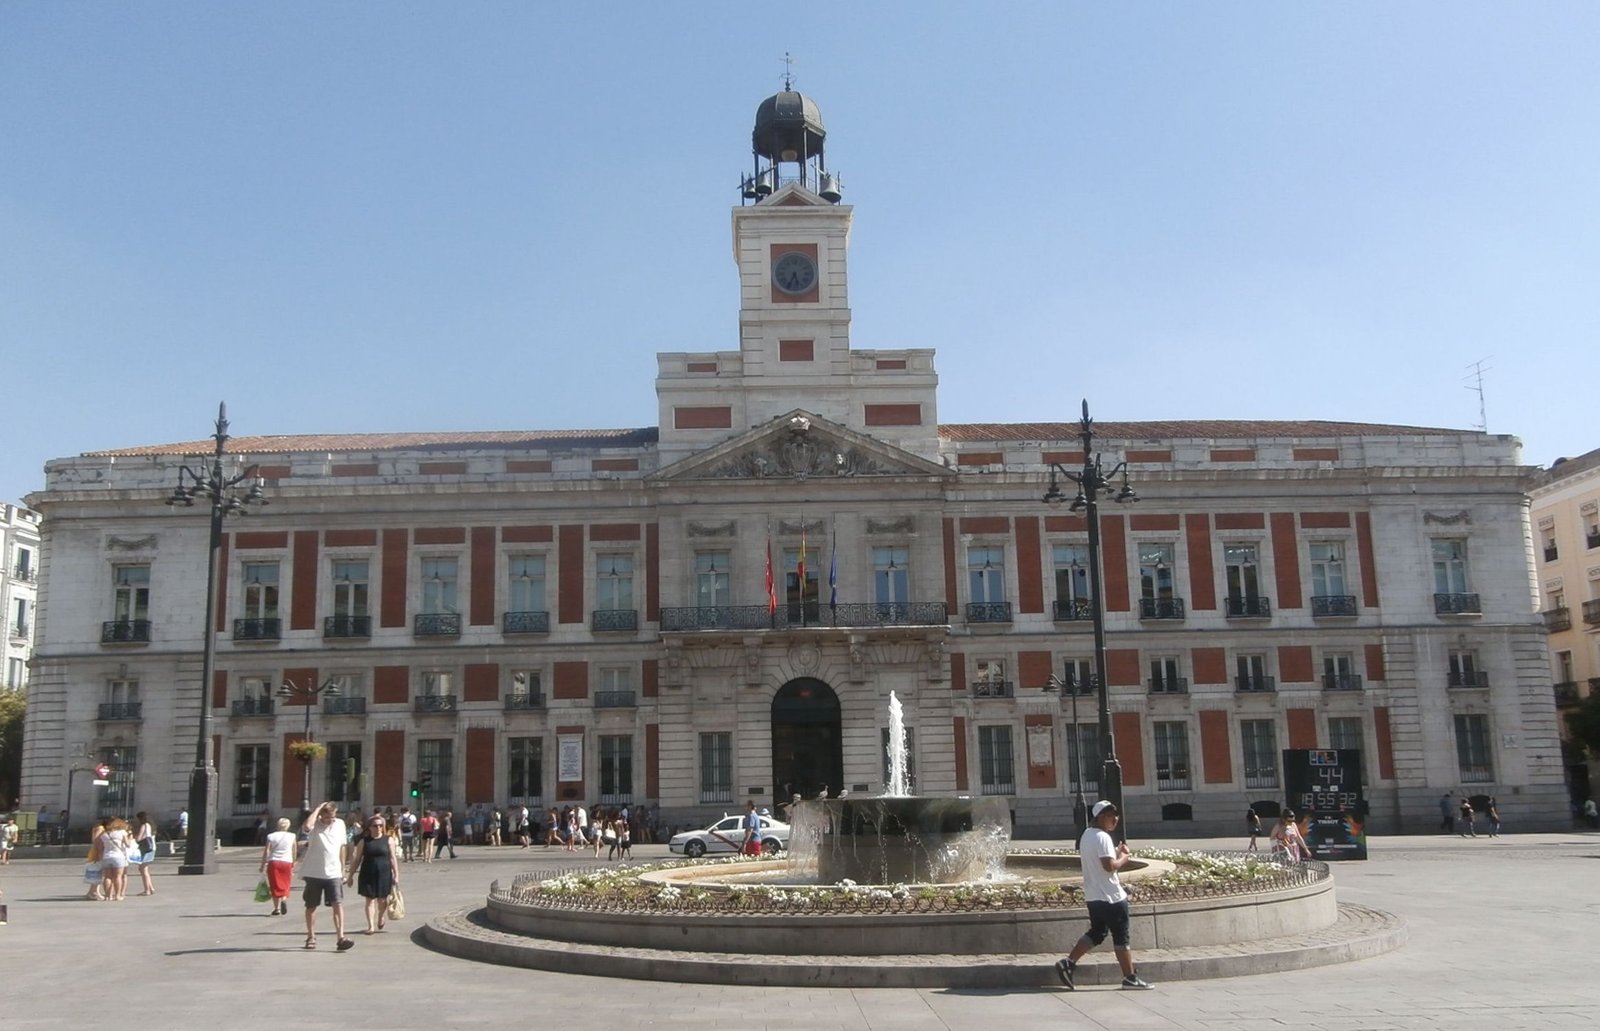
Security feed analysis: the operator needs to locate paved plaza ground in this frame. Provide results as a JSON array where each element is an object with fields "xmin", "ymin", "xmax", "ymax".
[{"xmin": 2, "ymin": 830, "xmax": 1596, "ymax": 1029}]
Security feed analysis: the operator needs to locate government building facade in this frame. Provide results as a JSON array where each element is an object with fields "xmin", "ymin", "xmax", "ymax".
[{"xmin": 21, "ymin": 90, "xmax": 1569, "ymax": 839}]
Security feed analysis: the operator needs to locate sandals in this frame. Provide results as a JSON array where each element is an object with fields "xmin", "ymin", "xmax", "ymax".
[
  {"xmin": 335, "ymin": 938, "xmax": 355, "ymax": 951},
  {"xmin": 303, "ymin": 939, "xmax": 317, "ymax": 950}
]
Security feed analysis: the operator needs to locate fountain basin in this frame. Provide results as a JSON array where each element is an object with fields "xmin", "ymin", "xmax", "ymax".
[{"xmin": 789, "ymin": 796, "xmax": 1012, "ymax": 884}]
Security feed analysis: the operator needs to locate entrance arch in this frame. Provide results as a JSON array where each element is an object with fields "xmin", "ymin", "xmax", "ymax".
[{"xmin": 770, "ymin": 678, "xmax": 843, "ymax": 808}]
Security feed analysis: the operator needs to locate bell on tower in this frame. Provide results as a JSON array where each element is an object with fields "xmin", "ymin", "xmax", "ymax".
[{"xmin": 740, "ymin": 58, "xmax": 843, "ymax": 204}]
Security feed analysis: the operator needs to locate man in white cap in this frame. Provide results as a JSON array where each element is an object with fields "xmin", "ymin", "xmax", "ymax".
[{"xmin": 1055, "ymin": 800, "xmax": 1152, "ymax": 990}]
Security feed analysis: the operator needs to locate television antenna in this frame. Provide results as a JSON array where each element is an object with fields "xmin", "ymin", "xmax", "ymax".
[{"xmin": 1463, "ymin": 357, "xmax": 1491, "ymax": 432}]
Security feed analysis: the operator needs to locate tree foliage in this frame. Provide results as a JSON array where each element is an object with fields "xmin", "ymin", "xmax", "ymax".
[
  {"xmin": 0, "ymin": 690, "xmax": 24, "ymax": 808},
  {"xmin": 1566, "ymin": 692, "xmax": 1600, "ymax": 759}
]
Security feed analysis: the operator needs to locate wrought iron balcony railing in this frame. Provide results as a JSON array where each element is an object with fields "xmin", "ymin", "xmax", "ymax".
[
  {"xmin": 966, "ymin": 601, "xmax": 1013, "ymax": 624},
  {"xmin": 659, "ymin": 602, "xmax": 948, "ymax": 631},
  {"xmin": 1155, "ymin": 767, "xmax": 1191, "ymax": 791},
  {"xmin": 1434, "ymin": 593, "xmax": 1481, "ymax": 615},
  {"xmin": 504, "ymin": 692, "xmax": 546, "ymax": 711},
  {"xmin": 11, "ymin": 565, "xmax": 35, "ymax": 582},
  {"xmin": 1235, "ymin": 675, "xmax": 1276, "ymax": 693},
  {"xmin": 232, "ymin": 617, "xmax": 281, "ymax": 641},
  {"xmin": 1323, "ymin": 674, "xmax": 1364, "ymax": 692},
  {"xmin": 413, "ymin": 694, "xmax": 458, "ymax": 713},
  {"xmin": 1543, "ymin": 607, "xmax": 1572, "ymax": 632},
  {"xmin": 101, "ymin": 619, "xmax": 152, "ymax": 644},
  {"xmin": 98, "ymin": 702, "xmax": 142, "ymax": 721},
  {"xmin": 1459, "ymin": 763, "xmax": 1494, "ymax": 784},
  {"xmin": 503, "ymin": 610, "xmax": 550, "ymax": 634},
  {"xmin": 1225, "ymin": 595, "xmax": 1272, "ymax": 618},
  {"xmin": 324, "ymin": 615, "xmax": 371, "ymax": 638},
  {"xmin": 592, "ymin": 608, "xmax": 639, "ymax": 632},
  {"xmin": 1584, "ymin": 599, "xmax": 1600, "ymax": 626},
  {"xmin": 1243, "ymin": 768, "xmax": 1279, "ymax": 790},
  {"xmin": 1553, "ymin": 681, "xmax": 1580, "ymax": 706},
  {"xmin": 1149, "ymin": 677, "xmax": 1189, "ymax": 695},
  {"xmin": 1447, "ymin": 671, "xmax": 1490, "ymax": 690},
  {"xmin": 1139, "ymin": 597, "xmax": 1186, "ymax": 620},
  {"xmin": 323, "ymin": 696, "xmax": 367, "ymax": 715},
  {"xmin": 1053, "ymin": 597, "xmax": 1094, "ymax": 621},
  {"xmin": 1544, "ymin": 546, "xmax": 1559, "ymax": 562},
  {"xmin": 594, "ymin": 690, "xmax": 636, "ymax": 708},
  {"xmin": 1589, "ymin": 531, "xmax": 1600, "ymax": 549},
  {"xmin": 1311, "ymin": 595, "xmax": 1358, "ymax": 617},
  {"xmin": 972, "ymin": 680, "xmax": 1014, "ymax": 698},
  {"xmin": 231, "ymin": 697, "xmax": 275, "ymax": 716},
  {"xmin": 414, "ymin": 613, "xmax": 462, "ymax": 636}
]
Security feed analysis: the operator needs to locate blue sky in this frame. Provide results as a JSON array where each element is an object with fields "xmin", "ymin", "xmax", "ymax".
[{"xmin": 2, "ymin": 3, "xmax": 1596, "ymax": 502}]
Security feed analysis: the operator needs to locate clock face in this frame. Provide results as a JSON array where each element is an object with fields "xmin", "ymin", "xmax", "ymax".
[{"xmin": 772, "ymin": 251, "xmax": 817, "ymax": 295}]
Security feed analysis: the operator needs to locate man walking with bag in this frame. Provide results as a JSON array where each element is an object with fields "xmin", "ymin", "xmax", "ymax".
[{"xmin": 1055, "ymin": 801, "xmax": 1152, "ymax": 991}]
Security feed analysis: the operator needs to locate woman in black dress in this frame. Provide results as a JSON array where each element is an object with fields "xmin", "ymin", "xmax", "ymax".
[{"xmin": 344, "ymin": 815, "xmax": 399, "ymax": 934}]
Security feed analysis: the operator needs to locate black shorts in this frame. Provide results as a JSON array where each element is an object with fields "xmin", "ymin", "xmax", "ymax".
[
  {"xmin": 302, "ymin": 877, "xmax": 342, "ymax": 908},
  {"xmin": 1083, "ymin": 898, "xmax": 1132, "ymax": 949}
]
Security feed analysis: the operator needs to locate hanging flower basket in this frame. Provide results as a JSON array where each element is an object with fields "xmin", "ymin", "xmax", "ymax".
[{"xmin": 287, "ymin": 741, "xmax": 327, "ymax": 762}]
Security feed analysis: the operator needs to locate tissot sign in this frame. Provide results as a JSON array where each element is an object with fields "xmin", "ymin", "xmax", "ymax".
[{"xmin": 1282, "ymin": 748, "xmax": 1368, "ymax": 861}]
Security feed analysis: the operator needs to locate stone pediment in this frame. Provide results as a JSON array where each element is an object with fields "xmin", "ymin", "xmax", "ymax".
[{"xmin": 654, "ymin": 411, "xmax": 951, "ymax": 482}]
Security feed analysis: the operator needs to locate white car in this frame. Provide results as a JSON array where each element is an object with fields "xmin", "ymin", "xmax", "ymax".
[{"xmin": 668, "ymin": 813, "xmax": 790, "ymax": 858}]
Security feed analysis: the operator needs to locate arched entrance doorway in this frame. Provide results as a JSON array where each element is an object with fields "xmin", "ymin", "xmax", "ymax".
[{"xmin": 771, "ymin": 678, "xmax": 843, "ymax": 809}]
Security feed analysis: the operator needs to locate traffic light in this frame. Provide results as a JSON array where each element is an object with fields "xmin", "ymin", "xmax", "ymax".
[
  {"xmin": 343, "ymin": 757, "xmax": 357, "ymax": 784},
  {"xmin": 418, "ymin": 770, "xmax": 433, "ymax": 793},
  {"xmin": 409, "ymin": 780, "xmax": 420, "ymax": 798}
]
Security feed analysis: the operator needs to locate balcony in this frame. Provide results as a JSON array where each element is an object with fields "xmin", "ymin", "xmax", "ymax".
[
  {"xmin": 101, "ymin": 619, "xmax": 152, "ymax": 644},
  {"xmin": 1149, "ymin": 677, "xmax": 1189, "ymax": 695},
  {"xmin": 12, "ymin": 565, "xmax": 35, "ymax": 582},
  {"xmin": 1554, "ymin": 681, "xmax": 1580, "ymax": 706},
  {"xmin": 503, "ymin": 610, "xmax": 550, "ymax": 634},
  {"xmin": 9, "ymin": 623, "xmax": 28, "ymax": 639},
  {"xmin": 1544, "ymin": 546, "xmax": 1559, "ymax": 562},
  {"xmin": 966, "ymin": 602, "xmax": 1013, "ymax": 624},
  {"xmin": 1323, "ymin": 673, "xmax": 1364, "ymax": 692},
  {"xmin": 97, "ymin": 702, "xmax": 142, "ymax": 721},
  {"xmin": 232, "ymin": 617, "xmax": 281, "ymax": 641},
  {"xmin": 1434, "ymin": 593, "xmax": 1481, "ymax": 615},
  {"xmin": 1588, "ymin": 531, "xmax": 1600, "ymax": 549},
  {"xmin": 972, "ymin": 680, "xmax": 1014, "ymax": 698},
  {"xmin": 1447, "ymin": 671, "xmax": 1490, "ymax": 690},
  {"xmin": 1139, "ymin": 597, "xmax": 1186, "ymax": 620},
  {"xmin": 1053, "ymin": 597, "xmax": 1094, "ymax": 622},
  {"xmin": 1235, "ymin": 674, "xmax": 1276, "ymax": 693},
  {"xmin": 1544, "ymin": 607, "xmax": 1572, "ymax": 632},
  {"xmin": 592, "ymin": 608, "xmax": 638, "ymax": 632},
  {"xmin": 594, "ymin": 690, "xmax": 636, "ymax": 708},
  {"xmin": 413, "ymin": 694, "xmax": 458, "ymax": 713},
  {"xmin": 1311, "ymin": 595, "xmax": 1359, "ymax": 617},
  {"xmin": 414, "ymin": 613, "xmax": 462, "ymax": 637},
  {"xmin": 1225, "ymin": 595, "xmax": 1272, "ymax": 618},
  {"xmin": 659, "ymin": 602, "xmax": 948, "ymax": 632},
  {"xmin": 322, "ymin": 696, "xmax": 366, "ymax": 715},
  {"xmin": 504, "ymin": 692, "xmax": 546, "ymax": 711},
  {"xmin": 1584, "ymin": 599, "xmax": 1600, "ymax": 626},
  {"xmin": 230, "ymin": 697, "xmax": 275, "ymax": 717},
  {"xmin": 323, "ymin": 615, "xmax": 371, "ymax": 639}
]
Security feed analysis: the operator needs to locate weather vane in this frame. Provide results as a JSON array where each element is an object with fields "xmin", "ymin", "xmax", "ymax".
[{"xmin": 782, "ymin": 51, "xmax": 795, "ymax": 91}]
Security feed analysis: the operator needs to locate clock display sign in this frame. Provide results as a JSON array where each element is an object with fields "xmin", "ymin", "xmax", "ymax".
[
  {"xmin": 772, "ymin": 251, "xmax": 817, "ymax": 295},
  {"xmin": 1282, "ymin": 748, "xmax": 1368, "ymax": 861}
]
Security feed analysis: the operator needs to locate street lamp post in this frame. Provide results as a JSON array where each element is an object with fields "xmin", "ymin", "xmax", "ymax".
[
  {"xmin": 1043, "ymin": 399, "xmax": 1138, "ymax": 842},
  {"xmin": 166, "ymin": 403, "xmax": 267, "ymax": 874},
  {"xmin": 278, "ymin": 678, "xmax": 341, "ymax": 814},
  {"xmin": 1043, "ymin": 672, "xmax": 1088, "ymax": 837}
]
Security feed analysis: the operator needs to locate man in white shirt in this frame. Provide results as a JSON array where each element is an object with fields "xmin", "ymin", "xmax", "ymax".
[
  {"xmin": 300, "ymin": 802, "xmax": 353, "ymax": 951},
  {"xmin": 1055, "ymin": 801, "xmax": 1151, "ymax": 990}
]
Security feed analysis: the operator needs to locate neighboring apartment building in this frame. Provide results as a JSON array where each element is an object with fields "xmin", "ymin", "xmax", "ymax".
[
  {"xmin": 19, "ymin": 88, "xmax": 1570, "ymax": 839},
  {"xmin": 2, "ymin": 501, "xmax": 41, "ymax": 693},
  {"xmin": 1530, "ymin": 446, "xmax": 1600, "ymax": 803}
]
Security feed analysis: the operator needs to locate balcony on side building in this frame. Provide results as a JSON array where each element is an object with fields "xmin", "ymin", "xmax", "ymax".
[
  {"xmin": 1434, "ymin": 593, "xmax": 1481, "ymax": 615},
  {"xmin": 1323, "ymin": 673, "xmax": 1364, "ymax": 692},
  {"xmin": 1053, "ymin": 597, "xmax": 1093, "ymax": 622},
  {"xmin": 1225, "ymin": 595, "xmax": 1272, "ymax": 619},
  {"xmin": 101, "ymin": 619, "xmax": 151, "ymax": 644},
  {"xmin": 503, "ymin": 610, "xmax": 550, "ymax": 634},
  {"xmin": 594, "ymin": 690, "xmax": 636, "ymax": 708},
  {"xmin": 1584, "ymin": 599, "xmax": 1600, "ymax": 627},
  {"xmin": 1149, "ymin": 676, "xmax": 1189, "ymax": 696},
  {"xmin": 1447, "ymin": 671, "xmax": 1490, "ymax": 690},
  {"xmin": 1311, "ymin": 595, "xmax": 1358, "ymax": 617},
  {"xmin": 658, "ymin": 601, "xmax": 948, "ymax": 632},
  {"xmin": 97, "ymin": 702, "xmax": 142, "ymax": 721},
  {"xmin": 230, "ymin": 697, "xmax": 275, "ymax": 717},
  {"xmin": 323, "ymin": 615, "xmax": 372, "ymax": 639},
  {"xmin": 1543, "ymin": 607, "xmax": 1571, "ymax": 633},
  {"xmin": 504, "ymin": 691, "xmax": 546, "ymax": 711},
  {"xmin": 1235, "ymin": 674, "xmax": 1276, "ymax": 693},
  {"xmin": 323, "ymin": 696, "xmax": 367, "ymax": 715},
  {"xmin": 592, "ymin": 609, "xmax": 639, "ymax": 632},
  {"xmin": 1139, "ymin": 597, "xmax": 1186, "ymax": 621},
  {"xmin": 414, "ymin": 613, "xmax": 462, "ymax": 637},
  {"xmin": 232, "ymin": 617, "xmax": 281, "ymax": 641},
  {"xmin": 413, "ymin": 694, "xmax": 458, "ymax": 713},
  {"xmin": 1554, "ymin": 681, "xmax": 1580, "ymax": 706},
  {"xmin": 966, "ymin": 602, "xmax": 1013, "ymax": 624},
  {"xmin": 972, "ymin": 679, "xmax": 1014, "ymax": 699}
]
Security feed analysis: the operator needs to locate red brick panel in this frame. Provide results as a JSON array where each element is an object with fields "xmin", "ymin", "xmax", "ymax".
[
  {"xmin": 952, "ymin": 716, "xmax": 968, "ymax": 792},
  {"xmin": 470, "ymin": 526, "xmax": 496, "ymax": 626},
  {"xmin": 381, "ymin": 529, "xmax": 407, "ymax": 628},
  {"xmin": 1100, "ymin": 513, "xmax": 1130, "ymax": 612},
  {"xmin": 1125, "ymin": 450, "xmax": 1172, "ymax": 463},
  {"xmin": 553, "ymin": 661, "xmax": 588, "ymax": 700},
  {"xmin": 374, "ymin": 666, "xmax": 410, "ymax": 705},
  {"xmin": 235, "ymin": 531, "xmax": 289, "ymax": 550},
  {"xmin": 1209, "ymin": 448, "xmax": 1256, "ymax": 462},
  {"xmin": 1299, "ymin": 512, "xmax": 1351, "ymax": 529},
  {"xmin": 874, "ymin": 358, "xmax": 906, "ymax": 370},
  {"xmin": 254, "ymin": 464, "xmax": 291, "ymax": 480},
  {"xmin": 1043, "ymin": 451, "xmax": 1085, "ymax": 465},
  {"xmin": 1015, "ymin": 516, "xmax": 1044, "ymax": 615},
  {"xmin": 646, "ymin": 522, "xmax": 659, "ymax": 622},
  {"xmin": 778, "ymin": 339, "xmax": 814, "ymax": 362},
  {"xmin": 464, "ymin": 727, "xmax": 495, "ymax": 804},
  {"xmin": 332, "ymin": 463, "xmax": 378, "ymax": 477},
  {"xmin": 1185, "ymin": 513, "xmax": 1216, "ymax": 611},
  {"xmin": 942, "ymin": 519, "xmax": 958, "ymax": 611},
  {"xmin": 1198, "ymin": 710, "xmax": 1233, "ymax": 784},
  {"xmin": 591, "ymin": 523, "xmax": 640, "ymax": 541},
  {"xmin": 291, "ymin": 530, "xmax": 318, "ymax": 631},
  {"xmin": 1017, "ymin": 650, "xmax": 1054, "ymax": 692},
  {"xmin": 1191, "ymin": 647, "xmax": 1228, "ymax": 685},
  {"xmin": 686, "ymin": 361, "xmax": 717, "ymax": 373},
  {"xmin": 464, "ymin": 663, "xmax": 499, "ymax": 703},
  {"xmin": 864, "ymin": 403, "xmax": 922, "ymax": 426},
  {"xmin": 374, "ymin": 729, "xmax": 405, "ymax": 805},
  {"xmin": 1025, "ymin": 713, "xmax": 1056, "ymax": 790},
  {"xmin": 958, "ymin": 516, "xmax": 1008, "ymax": 535},
  {"xmin": 1364, "ymin": 643, "xmax": 1386, "ymax": 683},
  {"xmin": 281, "ymin": 732, "xmax": 307, "ymax": 809},
  {"xmin": 1106, "ymin": 648, "xmax": 1142, "ymax": 687},
  {"xmin": 1372, "ymin": 706, "xmax": 1395, "ymax": 780},
  {"xmin": 673, "ymin": 406, "xmax": 733, "ymax": 429},
  {"xmin": 1286, "ymin": 709, "xmax": 1318, "ymax": 750},
  {"xmin": 1355, "ymin": 512, "xmax": 1380, "ymax": 609},
  {"xmin": 1044, "ymin": 514, "xmax": 1087, "ymax": 532},
  {"xmin": 281, "ymin": 668, "xmax": 319, "ymax": 700},
  {"xmin": 324, "ymin": 529, "xmax": 377, "ymax": 547},
  {"xmin": 415, "ymin": 527, "xmax": 465, "ymax": 545},
  {"xmin": 1277, "ymin": 646, "xmax": 1314, "ymax": 684},
  {"xmin": 211, "ymin": 670, "xmax": 228, "ymax": 710},
  {"xmin": 642, "ymin": 659, "xmax": 658, "ymax": 699},
  {"xmin": 950, "ymin": 651, "xmax": 966, "ymax": 693},
  {"xmin": 1113, "ymin": 712, "xmax": 1145, "ymax": 786},
  {"xmin": 1129, "ymin": 514, "xmax": 1180, "ymax": 531},
  {"xmin": 645, "ymin": 723, "xmax": 660, "ymax": 799},
  {"xmin": 956, "ymin": 452, "xmax": 1003, "ymax": 466},
  {"xmin": 1214, "ymin": 512, "xmax": 1265, "ymax": 530},
  {"xmin": 1293, "ymin": 447, "xmax": 1339, "ymax": 461},
  {"xmin": 502, "ymin": 525, "xmax": 553, "ymax": 543},
  {"xmin": 559, "ymin": 525, "xmax": 584, "ymax": 624},
  {"xmin": 1269, "ymin": 512, "xmax": 1303, "ymax": 610}
]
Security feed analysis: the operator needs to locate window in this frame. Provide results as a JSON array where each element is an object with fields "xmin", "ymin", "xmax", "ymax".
[
  {"xmin": 421, "ymin": 671, "xmax": 454, "ymax": 697},
  {"xmin": 241, "ymin": 561, "xmax": 280, "ymax": 620},
  {"xmin": 14, "ymin": 546, "xmax": 32, "ymax": 579},
  {"xmin": 102, "ymin": 677, "xmax": 140, "ymax": 718},
  {"xmin": 508, "ymin": 737, "xmax": 543, "ymax": 802},
  {"xmin": 1149, "ymin": 656, "xmax": 1185, "ymax": 694},
  {"xmin": 1448, "ymin": 650, "xmax": 1484, "ymax": 689},
  {"xmin": 1138, "ymin": 543, "xmax": 1175, "ymax": 600},
  {"xmin": 1064, "ymin": 722, "xmax": 1100, "ymax": 792},
  {"xmin": 1224, "ymin": 543, "xmax": 1261, "ymax": 601},
  {"xmin": 1235, "ymin": 653, "xmax": 1271, "ymax": 692},
  {"xmin": 509, "ymin": 554, "xmax": 547, "ymax": 612},
  {"xmin": 234, "ymin": 675, "xmax": 274, "ymax": 715},
  {"xmin": 881, "ymin": 726, "xmax": 917, "ymax": 791},
  {"xmin": 421, "ymin": 557, "xmax": 459, "ymax": 614},
  {"xmin": 1543, "ymin": 531, "xmax": 1558, "ymax": 563},
  {"xmin": 974, "ymin": 659, "xmax": 1010, "ymax": 697},
  {"xmin": 326, "ymin": 741, "xmax": 362, "ymax": 802},
  {"xmin": 1153, "ymin": 721, "xmax": 1191, "ymax": 790},
  {"xmin": 1309, "ymin": 541, "xmax": 1347, "ymax": 596},
  {"xmin": 332, "ymin": 559, "xmax": 370, "ymax": 617},
  {"xmin": 968, "ymin": 546, "xmax": 1006, "ymax": 604},
  {"xmin": 5, "ymin": 657, "xmax": 24, "ymax": 690},
  {"xmin": 873, "ymin": 546, "xmax": 910, "ymax": 608},
  {"xmin": 98, "ymin": 746, "xmax": 137, "ymax": 815},
  {"xmin": 234, "ymin": 744, "xmax": 270, "ymax": 811},
  {"xmin": 418, "ymin": 739, "xmax": 454, "ymax": 802},
  {"xmin": 1431, "ymin": 539, "xmax": 1470, "ymax": 593},
  {"xmin": 978, "ymin": 725, "xmax": 1014, "ymax": 795},
  {"xmin": 508, "ymin": 669, "xmax": 542, "ymax": 705},
  {"xmin": 596, "ymin": 553, "xmax": 634, "ymax": 611},
  {"xmin": 12, "ymin": 597, "xmax": 28, "ymax": 637},
  {"xmin": 1241, "ymin": 720, "xmax": 1278, "ymax": 789},
  {"xmin": 599, "ymin": 735, "xmax": 633, "ymax": 803},
  {"xmin": 1587, "ymin": 512, "xmax": 1600, "ymax": 549},
  {"xmin": 1323, "ymin": 652, "xmax": 1359, "ymax": 691},
  {"xmin": 1052, "ymin": 543, "xmax": 1091, "ymax": 618},
  {"xmin": 1063, "ymin": 657, "xmax": 1095, "ymax": 690},
  {"xmin": 1328, "ymin": 717, "xmax": 1364, "ymax": 771},
  {"xmin": 113, "ymin": 564, "xmax": 150, "ymax": 621},
  {"xmin": 1557, "ymin": 650, "xmax": 1575, "ymax": 683},
  {"xmin": 597, "ymin": 667, "xmax": 633, "ymax": 707},
  {"xmin": 1454, "ymin": 714, "xmax": 1494, "ymax": 783},
  {"xmin": 699, "ymin": 732, "xmax": 732, "ymax": 804},
  {"xmin": 694, "ymin": 551, "xmax": 730, "ymax": 607}
]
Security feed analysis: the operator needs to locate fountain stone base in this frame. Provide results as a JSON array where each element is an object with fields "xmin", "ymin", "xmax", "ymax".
[{"xmin": 790, "ymin": 796, "xmax": 1011, "ymax": 885}]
